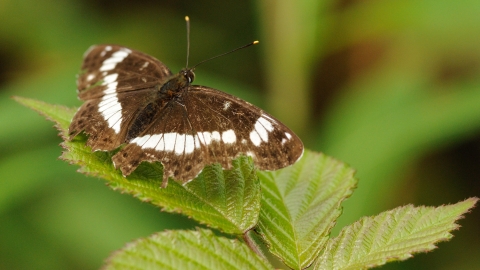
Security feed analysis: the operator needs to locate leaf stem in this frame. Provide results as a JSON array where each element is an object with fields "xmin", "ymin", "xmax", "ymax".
[{"xmin": 243, "ymin": 230, "xmax": 267, "ymax": 261}]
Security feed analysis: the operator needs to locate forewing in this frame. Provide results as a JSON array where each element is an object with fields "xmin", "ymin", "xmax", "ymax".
[
  {"xmin": 77, "ymin": 45, "xmax": 173, "ymax": 100},
  {"xmin": 70, "ymin": 44, "xmax": 173, "ymax": 150}
]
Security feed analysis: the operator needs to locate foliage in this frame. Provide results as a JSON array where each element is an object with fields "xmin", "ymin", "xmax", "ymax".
[{"xmin": 14, "ymin": 96, "xmax": 478, "ymax": 269}]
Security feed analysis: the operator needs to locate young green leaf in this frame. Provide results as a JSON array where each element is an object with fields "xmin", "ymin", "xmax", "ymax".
[
  {"xmin": 12, "ymin": 96, "xmax": 75, "ymax": 138},
  {"xmin": 13, "ymin": 96, "xmax": 261, "ymax": 234},
  {"xmin": 256, "ymin": 150, "xmax": 357, "ymax": 270},
  {"xmin": 103, "ymin": 228, "xmax": 274, "ymax": 270},
  {"xmin": 314, "ymin": 198, "xmax": 479, "ymax": 270}
]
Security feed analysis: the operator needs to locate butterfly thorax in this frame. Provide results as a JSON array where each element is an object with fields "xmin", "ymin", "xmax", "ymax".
[{"xmin": 158, "ymin": 68, "xmax": 195, "ymax": 97}]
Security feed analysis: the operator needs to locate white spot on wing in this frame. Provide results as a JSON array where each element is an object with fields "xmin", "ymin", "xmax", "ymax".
[
  {"xmin": 163, "ymin": 133, "xmax": 176, "ymax": 151},
  {"xmin": 139, "ymin": 61, "xmax": 149, "ymax": 71},
  {"xmin": 156, "ymin": 135, "xmax": 165, "ymax": 151},
  {"xmin": 132, "ymin": 129, "xmax": 241, "ymax": 155},
  {"xmin": 211, "ymin": 131, "xmax": 221, "ymax": 142},
  {"xmin": 110, "ymin": 50, "xmax": 129, "ymax": 59},
  {"xmin": 131, "ymin": 133, "xmax": 196, "ymax": 155},
  {"xmin": 100, "ymin": 103, "xmax": 121, "ymax": 116},
  {"xmin": 99, "ymin": 48, "xmax": 131, "ymax": 72},
  {"xmin": 86, "ymin": 74, "xmax": 95, "ymax": 81},
  {"xmin": 108, "ymin": 111, "xmax": 122, "ymax": 132},
  {"xmin": 249, "ymin": 130, "xmax": 262, "ymax": 146},
  {"xmin": 98, "ymin": 95, "xmax": 118, "ymax": 110},
  {"xmin": 104, "ymin": 83, "xmax": 118, "ymax": 94},
  {"xmin": 103, "ymin": 57, "xmax": 124, "ymax": 64},
  {"xmin": 185, "ymin": 135, "xmax": 195, "ymax": 154},
  {"xmin": 282, "ymin": 133, "xmax": 292, "ymax": 145},
  {"xmin": 258, "ymin": 116, "xmax": 274, "ymax": 132},
  {"xmin": 223, "ymin": 101, "xmax": 231, "ymax": 111},
  {"xmin": 249, "ymin": 116, "xmax": 275, "ymax": 145},
  {"xmin": 132, "ymin": 135, "xmax": 151, "ymax": 146},
  {"xmin": 222, "ymin": 129, "xmax": 236, "ymax": 144},
  {"xmin": 194, "ymin": 135, "xmax": 201, "ymax": 148},
  {"xmin": 143, "ymin": 134, "xmax": 161, "ymax": 149},
  {"xmin": 174, "ymin": 134, "xmax": 186, "ymax": 155},
  {"xmin": 100, "ymin": 63, "xmax": 116, "ymax": 71},
  {"xmin": 255, "ymin": 121, "xmax": 268, "ymax": 142},
  {"xmin": 96, "ymin": 48, "xmax": 131, "ymax": 133},
  {"xmin": 202, "ymin": 132, "xmax": 212, "ymax": 145},
  {"xmin": 260, "ymin": 113, "xmax": 276, "ymax": 123},
  {"xmin": 97, "ymin": 73, "xmax": 122, "ymax": 133},
  {"xmin": 197, "ymin": 132, "xmax": 206, "ymax": 145},
  {"xmin": 103, "ymin": 73, "xmax": 118, "ymax": 84}
]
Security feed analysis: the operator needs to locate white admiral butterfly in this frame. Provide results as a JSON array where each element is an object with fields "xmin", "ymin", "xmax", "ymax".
[{"xmin": 69, "ymin": 21, "xmax": 303, "ymax": 187}]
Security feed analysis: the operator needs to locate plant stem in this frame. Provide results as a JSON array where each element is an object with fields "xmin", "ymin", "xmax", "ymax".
[{"xmin": 243, "ymin": 230, "xmax": 267, "ymax": 261}]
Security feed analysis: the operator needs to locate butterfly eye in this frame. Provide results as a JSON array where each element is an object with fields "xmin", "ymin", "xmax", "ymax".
[{"xmin": 185, "ymin": 69, "xmax": 195, "ymax": 83}]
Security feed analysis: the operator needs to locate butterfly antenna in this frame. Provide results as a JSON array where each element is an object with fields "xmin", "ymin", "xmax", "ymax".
[
  {"xmin": 185, "ymin": 16, "xmax": 191, "ymax": 68},
  {"xmin": 192, "ymin": 40, "xmax": 259, "ymax": 69}
]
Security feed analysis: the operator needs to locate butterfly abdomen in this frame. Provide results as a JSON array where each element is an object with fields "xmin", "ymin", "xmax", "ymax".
[{"xmin": 126, "ymin": 102, "xmax": 159, "ymax": 142}]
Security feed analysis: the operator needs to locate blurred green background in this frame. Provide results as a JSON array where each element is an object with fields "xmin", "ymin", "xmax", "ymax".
[{"xmin": 1, "ymin": 0, "xmax": 479, "ymax": 269}]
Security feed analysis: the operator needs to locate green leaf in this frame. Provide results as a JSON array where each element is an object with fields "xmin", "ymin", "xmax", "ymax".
[
  {"xmin": 103, "ymin": 228, "xmax": 274, "ymax": 270},
  {"xmin": 12, "ymin": 96, "xmax": 75, "ymax": 139},
  {"xmin": 13, "ymin": 96, "xmax": 261, "ymax": 234},
  {"xmin": 256, "ymin": 150, "xmax": 357, "ymax": 269},
  {"xmin": 314, "ymin": 198, "xmax": 479, "ymax": 270}
]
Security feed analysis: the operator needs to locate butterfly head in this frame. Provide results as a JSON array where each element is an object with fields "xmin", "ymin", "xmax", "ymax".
[{"xmin": 180, "ymin": 68, "xmax": 195, "ymax": 84}]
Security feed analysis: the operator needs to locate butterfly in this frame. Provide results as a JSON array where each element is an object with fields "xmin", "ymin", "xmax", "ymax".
[{"xmin": 68, "ymin": 42, "xmax": 303, "ymax": 187}]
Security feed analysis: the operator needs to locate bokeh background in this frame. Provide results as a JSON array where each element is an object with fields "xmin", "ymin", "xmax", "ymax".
[{"xmin": 1, "ymin": 0, "xmax": 479, "ymax": 269}]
